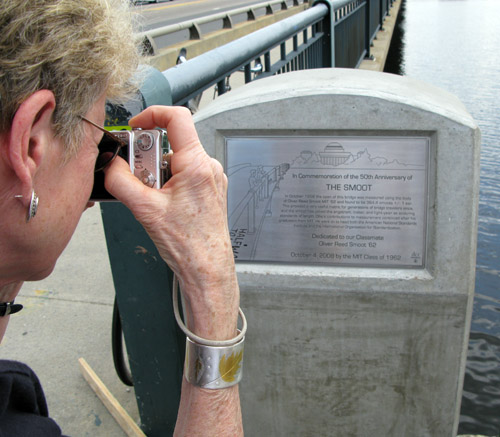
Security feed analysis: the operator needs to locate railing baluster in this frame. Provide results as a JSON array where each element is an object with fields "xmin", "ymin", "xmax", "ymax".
[
  {"xmin": 245, "ymin": 64, "xmax": 252, "ymax": 83},
  {"xmin": 265, "ymin": 51, "xmax": 271, "ymax": 72}
]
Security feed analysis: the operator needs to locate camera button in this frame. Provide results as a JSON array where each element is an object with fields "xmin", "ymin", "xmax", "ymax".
[
  {"xmin": 136, "ymin": 132, "xmax": 154, "ymax": 151},
  {"xmin": 141, "ymin": 170, "xmax": 156, "ymax": 187}
]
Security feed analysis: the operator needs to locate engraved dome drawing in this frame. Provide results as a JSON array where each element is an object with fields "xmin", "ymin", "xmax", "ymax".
[{"xmin": 319, "ymin": 142, "xmax": 351, "ymax": 166}]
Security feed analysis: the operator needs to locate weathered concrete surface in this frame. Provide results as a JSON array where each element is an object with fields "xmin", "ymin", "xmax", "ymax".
[{"xmin": 194, "ymin": 68, "xmax": 480, "ymax": 436}]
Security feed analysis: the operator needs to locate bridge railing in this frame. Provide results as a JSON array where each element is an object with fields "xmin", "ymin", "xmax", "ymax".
[
  {"xmin": 164, "ymin": 3, "xmax": 327, "ymax": 106},
  {"xmin": 150, "ymin": 0, "xmax": 395, "ymax": 108}
]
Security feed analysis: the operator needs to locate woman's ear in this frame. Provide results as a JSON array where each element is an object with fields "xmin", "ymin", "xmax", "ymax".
[{"xmin": 5, "ymin": 90, "xmax": 56, "ymax": 198}]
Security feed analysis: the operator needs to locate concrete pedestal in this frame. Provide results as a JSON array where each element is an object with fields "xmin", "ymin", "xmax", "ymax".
[{"xmin": 195, "ymin": 69, "xmax": 480, "ymax": 436}]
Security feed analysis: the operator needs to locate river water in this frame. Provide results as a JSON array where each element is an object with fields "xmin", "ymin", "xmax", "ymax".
[{"xmin": 385, "ymin": 0, "xmax": 500, "ymax": 434}]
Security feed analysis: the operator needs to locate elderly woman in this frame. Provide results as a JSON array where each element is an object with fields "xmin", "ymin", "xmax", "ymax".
[{"xmin": 0, "ymin": 0, "xmax": 243, "ymax": 435}]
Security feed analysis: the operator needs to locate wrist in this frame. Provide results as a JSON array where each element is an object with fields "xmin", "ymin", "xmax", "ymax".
[
  {"xmin": 179, "ymin": 280, "xmax": 240, "ymax": 341},
  {"xmin": 176, "ymin": 259, "xmax": 240, "ymax": 341}
]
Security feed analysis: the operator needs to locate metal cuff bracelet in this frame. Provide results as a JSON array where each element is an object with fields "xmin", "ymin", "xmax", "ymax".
[{"xmin": 184, "ymin": 335, "xmax": 244, "ymax": 389}]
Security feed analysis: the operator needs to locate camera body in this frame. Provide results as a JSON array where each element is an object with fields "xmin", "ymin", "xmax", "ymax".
[{"xmin": 91, "ymin": 128, "xmax": 170, "ymax": 201}]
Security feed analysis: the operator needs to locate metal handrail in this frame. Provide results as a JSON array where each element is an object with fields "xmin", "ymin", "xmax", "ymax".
[{"xmin": 163, "ymin": 3, "xmax": 328, "ymax": 106}]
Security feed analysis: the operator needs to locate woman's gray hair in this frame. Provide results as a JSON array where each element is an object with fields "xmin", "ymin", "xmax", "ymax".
[{"xmin": 0, "ymin": 0, "xmax": 142, "ymax": 156}]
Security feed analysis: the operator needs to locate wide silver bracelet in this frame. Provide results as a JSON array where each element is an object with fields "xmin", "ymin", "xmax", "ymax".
[{"xmin": 184, "ymin": 335, "xmax": 244, "ymax": 389}]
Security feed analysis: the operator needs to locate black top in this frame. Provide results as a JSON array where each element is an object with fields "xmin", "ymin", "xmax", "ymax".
[{"xmin": 0, "ymin": 360, "xmax": 64, "ymax": 436}]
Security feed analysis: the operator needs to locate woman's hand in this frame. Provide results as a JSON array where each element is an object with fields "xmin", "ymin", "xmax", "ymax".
[{"xmin": 104, "ymin": 106, "xmax": 239, "ymax": 341}]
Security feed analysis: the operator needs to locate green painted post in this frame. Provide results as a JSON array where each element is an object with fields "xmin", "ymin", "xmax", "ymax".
[
  {"xmin": 312, "ymin": 0, "xmax": 335, "ymax": 67},
  {"xmin": 101, "ymin": 204, "xmax": 184, "ymax": 435},
  {"xmin": 101, "ymin": 66, "xmax": 184, "ymax": 436}
]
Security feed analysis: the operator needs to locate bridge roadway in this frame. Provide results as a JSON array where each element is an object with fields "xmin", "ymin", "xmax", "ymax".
[{"xmin": 134, "ymin": 0, "xmax": 298, "ymax": 34}]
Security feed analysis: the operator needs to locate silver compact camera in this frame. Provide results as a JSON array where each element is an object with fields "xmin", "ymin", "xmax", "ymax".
[{"xmin": 91, "ymin": 128, "xmax": 171, "ymax": 201}]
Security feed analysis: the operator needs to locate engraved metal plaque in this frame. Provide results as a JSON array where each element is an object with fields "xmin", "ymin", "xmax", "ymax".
[{"xmin": 226, "ymin": 136, "xmax": 429, "ymax": 267}]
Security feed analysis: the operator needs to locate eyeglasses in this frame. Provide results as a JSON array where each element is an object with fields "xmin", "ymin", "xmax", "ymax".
[{"xmin": 80, "ymin": 116, "xmax": 127, "ymax": 172}]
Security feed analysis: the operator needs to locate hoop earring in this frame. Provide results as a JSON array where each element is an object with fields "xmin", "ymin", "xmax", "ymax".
[{"xmin": 27, "ymin": 190, "xmax": 39, "ymax": 222}]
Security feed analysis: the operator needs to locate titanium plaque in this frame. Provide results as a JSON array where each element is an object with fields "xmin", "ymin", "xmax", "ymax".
[{"xmin": 226, "ymin": 136, "xmax": 429, "ymax": 267}]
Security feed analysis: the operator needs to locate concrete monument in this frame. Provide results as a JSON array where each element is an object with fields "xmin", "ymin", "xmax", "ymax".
[{"xmin": 194, "ymin": 69, "xmax": 480, "ymax": 436}]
